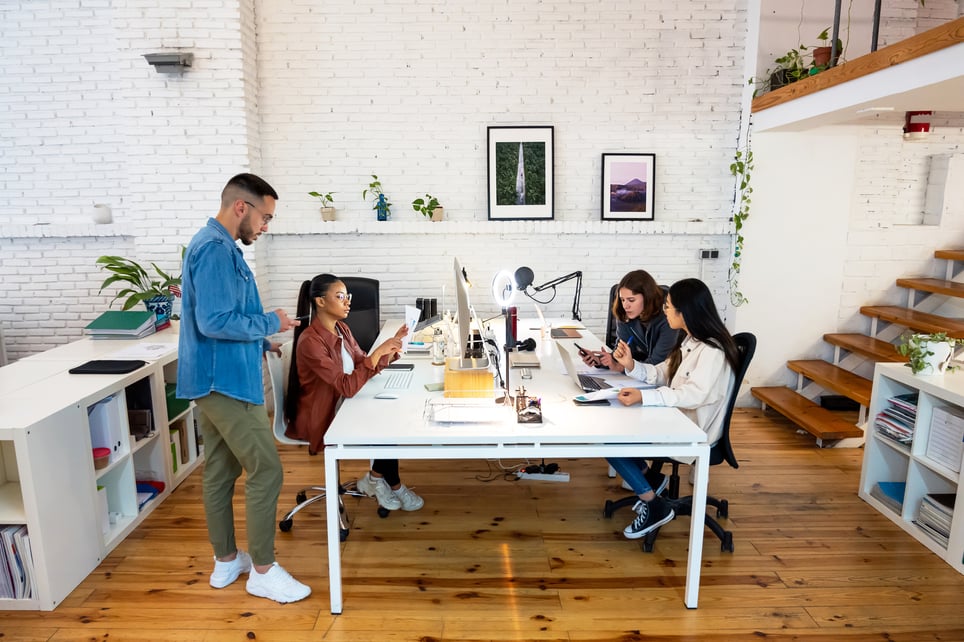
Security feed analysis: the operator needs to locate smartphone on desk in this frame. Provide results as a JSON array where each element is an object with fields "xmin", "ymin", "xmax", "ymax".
[{"xmin": 385, "ymin": 362, "xmax": 415, "ymax": 370}]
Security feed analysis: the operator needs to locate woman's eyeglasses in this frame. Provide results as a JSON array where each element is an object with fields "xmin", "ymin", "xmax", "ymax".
[{"xmin": 325, "ymin": 292, "xmax": 352, "ymax": 303}]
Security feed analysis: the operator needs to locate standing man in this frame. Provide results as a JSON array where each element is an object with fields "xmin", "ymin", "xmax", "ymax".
[{"xmin": 177, "ymin": 173, "xmax": 310, "ymax": 603}]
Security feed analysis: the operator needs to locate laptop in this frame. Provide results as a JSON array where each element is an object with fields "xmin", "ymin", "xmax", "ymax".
[{"xmin": 557, "ymin": 345, "xmax": 612, "ymax": 392}]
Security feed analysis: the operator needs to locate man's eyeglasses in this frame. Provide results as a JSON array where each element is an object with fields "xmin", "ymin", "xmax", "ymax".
[
  {"xmin": 325, "ymin": 292, "xmax": 352, "ymax": 303},
  {"xmin": 244, "ymin": 200, "xmax": 274, "ymax": 224}
]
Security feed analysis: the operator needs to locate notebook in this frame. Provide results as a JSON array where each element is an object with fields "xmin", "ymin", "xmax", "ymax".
[{"xmin": 508, "ymin": 351, "xmax": 540, "ymax": 368}]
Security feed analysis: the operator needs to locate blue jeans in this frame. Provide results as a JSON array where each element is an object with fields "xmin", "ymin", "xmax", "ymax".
[{"xmin": 607, "ymin": 457, "xmax": 652, "ymax": 495}]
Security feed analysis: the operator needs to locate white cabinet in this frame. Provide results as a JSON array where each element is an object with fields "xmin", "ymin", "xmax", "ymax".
[
  {"xmin": 859, "ymin": 363, "xmax": 964, "ymax": 574},
  {"xmin": 0, "ymin": 336, "xmax": 202, "ymax": 609}
]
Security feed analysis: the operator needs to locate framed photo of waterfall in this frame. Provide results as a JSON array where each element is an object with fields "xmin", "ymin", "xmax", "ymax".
[
  {"xmin": 601, "ymin": 153, "xmax": 655, "ymax": 221},
  {"xmin": 487, "ymin": 125, "xmax": 554, "ymax": 220}
]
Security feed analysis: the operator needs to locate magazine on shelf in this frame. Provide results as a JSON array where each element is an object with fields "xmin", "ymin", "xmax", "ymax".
[{"xmin": 870, "ymin": 481, "xmax": 905, "ymax": 514}]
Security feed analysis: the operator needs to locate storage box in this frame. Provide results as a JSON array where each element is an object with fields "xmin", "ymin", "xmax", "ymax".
[{"xmin": 165, "ymin": 383, "xmax": 190, "ymax": 420}]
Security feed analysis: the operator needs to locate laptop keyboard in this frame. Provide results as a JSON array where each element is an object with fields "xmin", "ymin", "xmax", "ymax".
[
  {"xmin": 578, "ymin": 374, "xmax": 612, "ymax": 391},
  {"xmin": 383, "ymin": 370, "xmax": 414, "ymax": 390}
]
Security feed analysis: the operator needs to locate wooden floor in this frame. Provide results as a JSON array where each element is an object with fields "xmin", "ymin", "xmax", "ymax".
[{"xmin": 3, "ymin": 408, "xmax": 964, "ymax": 641}]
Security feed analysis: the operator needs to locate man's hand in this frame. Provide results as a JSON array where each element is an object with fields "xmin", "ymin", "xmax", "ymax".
[
  {"xmin": 274, "ymin": 308, "xmax": 300, "ymax": 332},
  {"xmin": 268, "ymin": 342, "xmax": 283, "ymax": 356}
]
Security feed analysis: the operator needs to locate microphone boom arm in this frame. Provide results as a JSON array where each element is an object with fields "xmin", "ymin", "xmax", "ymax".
[{"xmin": 528, "ymin": 270, "xmax": 582, "ymax": 321}]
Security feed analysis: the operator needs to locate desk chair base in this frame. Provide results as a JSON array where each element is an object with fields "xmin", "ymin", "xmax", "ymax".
[
  {"xmin": 603, "ymin": 493, "xmax": 733, "ymax": 553},
  {"xmin": 278, "ymin": 481, "xmax": 389, "ymax": 541}
]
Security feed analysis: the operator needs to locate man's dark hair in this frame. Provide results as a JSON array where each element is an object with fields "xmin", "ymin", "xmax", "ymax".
[{"xmin": 221, "ymin": 173, "xmax": 279, "ymax": 207}]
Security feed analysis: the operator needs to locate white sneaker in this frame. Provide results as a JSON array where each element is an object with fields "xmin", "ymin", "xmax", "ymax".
[
  {"xmin": 245, "ymin": 562, "xmax": 311, "ymax": 603},
  {"xmin": 356, "ymin": 472, "xmax": 402, "ymax": 510},
  {"xmin": 393, "ymin": 484, "xmax": 424, "ymax": 511},
  {"xmin": 210, "ymin": 550, "xmax": 251, "ymax": 588}
]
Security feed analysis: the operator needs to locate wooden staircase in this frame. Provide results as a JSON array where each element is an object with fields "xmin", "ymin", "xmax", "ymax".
[{"xmin": 752, "ymin": 249, "xmax": 964, "ymax": 446}]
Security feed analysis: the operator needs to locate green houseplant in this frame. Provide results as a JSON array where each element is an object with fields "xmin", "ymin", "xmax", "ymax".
[
  {"xmin": 362, "ymin": 175, "xmax": 392, "ymax": 221},
  {"xmin": 897, "ymin": 332, "xmax": 961, "ymax": 375},
  {"xmin": 412, "ymin": 193, "xmax": 443, "ymax": 221},
  {"xmin": 309, "ymin": 191, "xmax": 336, "ymax": 221},
  {"xmin": 96, "ymin": 250, "xmax": 183, "ymax": 319}
]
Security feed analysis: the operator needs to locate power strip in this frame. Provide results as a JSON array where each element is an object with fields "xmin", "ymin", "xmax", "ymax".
[{"xmin": 516, "ymin": 471, "xmax": 570, "ymax": 482}]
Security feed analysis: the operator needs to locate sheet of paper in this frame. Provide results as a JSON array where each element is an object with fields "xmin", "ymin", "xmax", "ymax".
[
  {"xmin": 575, "ymin": 388, "xmax": 621, "ymax": 401},
  {"xmin": 109, "ymin": 342, "xmax": 178, "ymax": 361},
  {"xmin": 402, "ymin": 305, "xmax": 421, "ymax": 353}
]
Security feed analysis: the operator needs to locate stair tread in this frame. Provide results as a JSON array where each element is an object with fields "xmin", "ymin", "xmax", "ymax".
[
  {"xmin": 896, "ymin": 277, "xmax": 964, "ymax": 299},
  {"xmin": 934, "ymin": 249, "xmax": 964, "ymax": 262},
  {"xmin": 751, "ymin": 386, "xmax": 863, "ymax": 441},
  {"xmin": 786, "ymin": 360, "xmax": 872, "ymax": 406},
  {"xmin": 823, "ymin": 333, "xmax": 906, "ymax": 363},
  {"xmin": 859, "ymin": 305, "xmax": 964, "ymax": 338}
]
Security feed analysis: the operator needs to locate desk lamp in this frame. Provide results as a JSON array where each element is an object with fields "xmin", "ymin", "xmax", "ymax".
[{"xmin": 513, "ymin": 266, "xmax": 583, "ymax": 321}]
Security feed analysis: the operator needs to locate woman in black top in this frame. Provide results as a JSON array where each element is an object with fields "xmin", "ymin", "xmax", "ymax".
[{"xmin": 581, "ymin": 269, "xmax": 679, "ymax": 371}]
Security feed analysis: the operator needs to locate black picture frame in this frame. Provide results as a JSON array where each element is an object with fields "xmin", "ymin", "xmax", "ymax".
[
  {"xmin": 601, "ymin": 153, "xmax": 655, "ymax": 221},
  {"xmin": 487, "ymin": 126, "xmax": 554, "ymax": 220}
]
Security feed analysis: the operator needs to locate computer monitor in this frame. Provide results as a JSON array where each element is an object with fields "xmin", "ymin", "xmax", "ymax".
[{"xmin": 453, "ymin": 257, "xmax": 489, "ymax": 370}]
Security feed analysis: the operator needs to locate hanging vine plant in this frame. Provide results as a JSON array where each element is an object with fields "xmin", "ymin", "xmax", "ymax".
[{"xmin": 728, "ymin": 145, "xmax": 753, "ymax": 306}]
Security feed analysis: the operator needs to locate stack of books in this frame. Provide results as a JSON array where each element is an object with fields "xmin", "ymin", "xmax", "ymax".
[
  {"xmin": 85, "ymin": 310, "xmax": 157, "ymax": 340},
  {"xmin": 869, "ymin": 481, "xmax": 905, "ymax": 514},
  {"xmin": 874, "ymin": 392, "xmax": 918, "ymax": 445},
  {"xmin": 916, "ymin": 493, "xmax": 955, "ymax": 548},
  {"xmin": 926, "ymin": 406, "xmax": 964, "ymax": 472}
]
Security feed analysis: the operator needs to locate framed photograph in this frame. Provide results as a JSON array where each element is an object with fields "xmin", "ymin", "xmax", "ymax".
[
  {"xmin": 487, "ymin": 126, "xmax": 554, "ymax": 220},
  {"xmin": 601, "ymin": 153, "xmax": 655, "ymax": 221}
]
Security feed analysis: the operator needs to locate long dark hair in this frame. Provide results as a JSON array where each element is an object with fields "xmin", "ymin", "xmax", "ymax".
[
  {"xmin": 665, "ymin": 278, "xmax": 739, "ymax": 380},
  {"xmin": 285, "ymin": 273, "xmax": 341, "ymax": 423},
  {"xmin": 612, "ymin": 269, "xmax": 665, "ymax": 323}
]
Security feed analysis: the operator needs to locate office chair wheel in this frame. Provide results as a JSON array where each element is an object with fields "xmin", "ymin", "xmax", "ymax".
[
  {"xmin": 340, "ymin": 527, "xmax": 350, "ymax": 542},
  {"xmin": 603, "ymin": 499, "xmax": 617, "ymax": 519},
  {"xmin": 377, "ymin": 506, "xmax": 390, "ymax": 518},
  {"xmin": 717, "ymin": 499, "xmax": 729, "ymax": 519},
  {"xmin": 296, "ymin": 491, "xmax": 308, "ymax": 504},
  {"xmin": 721, "ymin": 531, "xmax": 734, "ymax": 552},
  {"xmin": 279, "ymin": 518, "xmax": 293, "ymax": 532}
]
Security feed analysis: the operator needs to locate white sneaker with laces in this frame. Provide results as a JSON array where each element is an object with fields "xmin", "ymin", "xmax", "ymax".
[
  {"xmin": 356, "ymin": 472, "xmax": 402, "ymax": 510},
  {"xmin": 393, "ymin": 484, "xmax": 424, "ymax": 511},
  {"xmin": 210, "ymin": 550, "xmax": 252, "ymax": 589},
  {"xmin": 245, "ymin": 562, "xmax": 311, "ymax": 603}
]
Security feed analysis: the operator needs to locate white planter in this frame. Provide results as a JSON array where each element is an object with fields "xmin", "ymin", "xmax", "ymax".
[
  {"xmin": 320, "ymin": 207, "xmax": 336, "ymax": 222},
  {"xmin": 430, "ymin": 207, "xmax": 444, "ymax": 222},
  {"xmin": 918, "ymin": 340, "xmax": 954, "ymax": 375}
]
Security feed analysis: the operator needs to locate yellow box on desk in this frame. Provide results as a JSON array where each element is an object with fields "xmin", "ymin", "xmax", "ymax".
[{"xmin": 443, "ymin": 357, "xmax": 493, "ymax": 398}]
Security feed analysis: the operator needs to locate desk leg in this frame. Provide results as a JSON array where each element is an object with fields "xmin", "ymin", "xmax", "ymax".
[
  {"xmin": 325, "ymin": 448, "xmax": 343, "ymax": 614},
  {"xmin": 684, "ymin": 450, "xmax": 708, "ymax": 608}
]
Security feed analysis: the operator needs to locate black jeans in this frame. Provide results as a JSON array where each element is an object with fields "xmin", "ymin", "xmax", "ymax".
[{"xmin": 372, "ymin": 459, "xmax": 400, "ymax": 486}]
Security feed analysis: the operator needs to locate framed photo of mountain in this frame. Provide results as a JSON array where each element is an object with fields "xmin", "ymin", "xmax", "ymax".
[{"xmin": 601, "ymin": 153, "xmax": 655, "ymax": 221}]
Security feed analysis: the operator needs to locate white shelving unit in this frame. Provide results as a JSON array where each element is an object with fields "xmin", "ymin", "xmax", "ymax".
[
  {"xmin": 0, "ymin": 333, "xmax": 202, "ymax": 610},
  {"xmin": 859, "ymin": 362, "xmax": 964, "ymax": 574}
]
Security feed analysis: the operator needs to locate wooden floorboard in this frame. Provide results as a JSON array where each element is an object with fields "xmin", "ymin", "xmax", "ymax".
[{"xmin": 3, "ymin": 408, "xmax": 964, "ymax": 641}]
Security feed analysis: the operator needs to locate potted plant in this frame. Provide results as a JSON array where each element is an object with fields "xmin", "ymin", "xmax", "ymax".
[
  {"xmin": 412, "ymin": 193, "xmax": 444, "ymax": 221},
  {"xmin": 309, "ymin": 191, "xmax": 336, "ymax": 221},
  {"xmin": 96, "ymin": 250, "xmax": 183, "ymax": 321},
  {"xmin": 769, "ymin": 45, "xmax": 809, "ymax": 90},
  {"xmin": 897, "ymin": 332, "xmax": 961, "ymax": 375},
  {"xmin": 362, "ymin": 174, "xmax": 392, "ymax": 221},
  {"xmin": 811, "ymin": 28, "xmax": 843, "ymax": 70}
]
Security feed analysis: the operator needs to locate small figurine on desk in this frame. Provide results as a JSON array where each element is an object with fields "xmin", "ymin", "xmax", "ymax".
[{"xmin": 515, "ymin": 386, "xmax": 542, "ymax": 424}]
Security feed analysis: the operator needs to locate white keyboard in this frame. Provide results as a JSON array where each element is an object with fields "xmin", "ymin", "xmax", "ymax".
[{"xmin": 383, "ymin": 370, "xmax": 414, "ymax": 390}]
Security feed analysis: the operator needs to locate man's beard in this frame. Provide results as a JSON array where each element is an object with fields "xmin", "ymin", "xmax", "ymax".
[{"xmin": 238, "ymin": 213, "xmax": 259, "ymax": 245}]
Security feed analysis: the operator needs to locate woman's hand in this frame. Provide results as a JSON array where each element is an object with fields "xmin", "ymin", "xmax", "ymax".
[
  {"xmin": 616, "ymin": 387, "xmax": 642, "ymax": 406},
  {"xmin": 370, "ymin": 326, "xmax": 407, "ymax": 365},
  {"xmin": 597, "ymin": 347, "xmax": 620, "ymax": 371},
  {"xmin": 579, "ymin": 349, "xmax": 600, "ymax": 368},
  {"xmin": 612, "ymin": 339, "xmax": 635, "ymax": 371},
  {"xmin": 393, "ymin": 323, "xmax": 409, "ymax": 340}
]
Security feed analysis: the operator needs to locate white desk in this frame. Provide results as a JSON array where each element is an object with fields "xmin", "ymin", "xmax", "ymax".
[{"xmin": 324, "ymin": 321, "xmax": 710, "ymax": 612}]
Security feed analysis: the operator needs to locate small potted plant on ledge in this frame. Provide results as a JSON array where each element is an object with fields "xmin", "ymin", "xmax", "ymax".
[
  {"xmin": 363, "ymin": 174, "xmax": 392, "ymax": 221},
  {"xmin": 309, "ymin": 191, "xmax": 336, "ymax": 221},
  {"xmin": 897, "ymin": 332, "xmax": 961, "ymax": 376},
  {"xmin": 412, "ymin": 193, "xmax": 444, "ymax": 221},
  {"xmin": 96, "ymin": 251, "xmax": 183, "ymax": 322}
]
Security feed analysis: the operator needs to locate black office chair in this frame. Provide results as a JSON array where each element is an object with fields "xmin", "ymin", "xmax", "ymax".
[
  {"xmin": 604, "ymin": 332, "xmax": 757, "ymax": 553},
  {"xmin": 341, "ymin": 276, "xmax": 380, "ymax": 352},
  {"xmin": 604, "ymin": 283, "xmax": 619, "ymax": 348}
]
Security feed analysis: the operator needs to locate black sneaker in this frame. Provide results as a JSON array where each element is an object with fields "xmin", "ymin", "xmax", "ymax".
[
  {"xmin": 644, "ymin": 469, "xmax": 668, "ymax": 497},
  {"xmin": 623, "ymin": 497, "xmax": 675, "ymax": 539}
]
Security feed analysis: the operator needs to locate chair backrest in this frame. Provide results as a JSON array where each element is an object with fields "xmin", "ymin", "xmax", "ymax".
[
  {"xmin": 342, "ymin": 276, "xmax": 380, "ymax": 353},
  {"xmin": 709, "ymin": 331, "xmax": 756, "ymax": 469},
  {"xmin": 265, "ymin": 341, "xmax": 308, "ymax": 447},
  {"xmin": 604, "ymin": 283, "xmax": 619, "ymax": 347}
]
